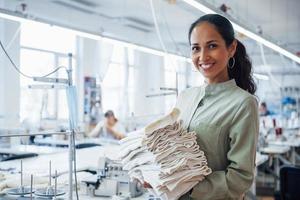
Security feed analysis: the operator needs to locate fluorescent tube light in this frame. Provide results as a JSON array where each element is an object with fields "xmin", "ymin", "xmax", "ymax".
[
  {"xmin": 253, "ymin": 73, "xmax": 269, "ymax": 80},
  {"xmin": 0, "ymin": 10, "xmax": 190, "ymax": 62}
]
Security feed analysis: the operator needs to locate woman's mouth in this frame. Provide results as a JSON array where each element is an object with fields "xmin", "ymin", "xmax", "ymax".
[{"xmin": 199, "ymin": 62, "xmax": 215, "ymax": 70}]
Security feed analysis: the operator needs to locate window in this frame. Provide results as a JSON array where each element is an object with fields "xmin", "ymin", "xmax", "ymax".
[
  {"xmin": 101, "ymin": 45, "xmax": 136, "ymax": 119},
  {"xmin": 20, "ymin": 48, "xmax": 56, "ymax": 120},
  {"xmin": 102, "ymin": 62, "xmax": 124, "ymax": 113},
  {"xmin": 164, "ymin": 55, "xmax": 182, "ymax": 113},
  {"xmin": 20, "ymin": 21, "xmax": 76, "ymax": 121}
]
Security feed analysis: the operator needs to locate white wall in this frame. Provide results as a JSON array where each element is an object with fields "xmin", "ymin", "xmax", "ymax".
[
  {"xmin": 0, "ymin": 19, "xmax": 20, "ymax": 127},
  {"xmin": 0, "ymin": 19, "xmax": 4, "ymax": 125}
]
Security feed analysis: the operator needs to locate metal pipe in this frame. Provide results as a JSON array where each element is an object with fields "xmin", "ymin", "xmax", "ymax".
[
  {"xmin": 55, "ymin": 170, "xmax": 57, "ymax": 199},
  {"xmin": 0, "ymin": 131, "xmax": 69, "ymax": 138},
  {"xmin": 67, "ymin": 53, "xmax": 74, "ymax": 200},
  {"xmin": 0, "ymin": 131, "xmax": 83, "ymax": 138},
  {"xmin": 20, "ymin": 160, "xmax": 23, "ymax": 188},
  {"xmin": 30, "ymin": 174, "xmax": 33, "ymax": 200},
  {"xmin": 68, "ymin": 131, "xmax": 73, "ymax": 200},
  {"xmin": 49, "ymin": 161, "xmax": 52, "ymax": 186}
]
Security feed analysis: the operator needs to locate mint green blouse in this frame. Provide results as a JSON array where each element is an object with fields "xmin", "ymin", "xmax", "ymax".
[{"xmin": 176, "ymin": 79, "xmax": 259, "ymax": 200}]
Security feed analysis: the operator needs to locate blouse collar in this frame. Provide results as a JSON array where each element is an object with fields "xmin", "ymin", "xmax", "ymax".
[{"xmin": 203, "ymin": 79, "xmax": 237, "ymax": 95}]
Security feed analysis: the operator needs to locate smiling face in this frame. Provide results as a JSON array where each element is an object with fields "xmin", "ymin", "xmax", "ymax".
[{"xmin": 190, "ymin": 22, "xmax": 237, "ymax": 84}]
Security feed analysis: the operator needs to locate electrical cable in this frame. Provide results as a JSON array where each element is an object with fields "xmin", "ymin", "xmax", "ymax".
[
  {"xmin": 0, "ymin": 40, "xmax": 68, "ymax": 79},
  {"xmin": 159, "ymin": 0, "xmax": 185, "ymax": 57},
  {"xmin": 1, "ymin": 30, "xmax": 79, "ymax": 199},
  {"xmin": 149, "ymin": 0, "xmax": 168, "ymax": 54},
  {"xmin": 1, "ymin": 37, "xmax": 77, "ymax": 198},
  {"xmin": 149, "ymin": 0, "xmax": 179, "ymax": 93}
]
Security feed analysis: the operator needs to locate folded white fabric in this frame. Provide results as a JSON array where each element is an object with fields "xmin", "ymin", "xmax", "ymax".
[
  {"xmin": 119, "ymin": 108, "xmax": 211, "ymax": 200},
  {"xmin": 119, "ymin": 128, "xmax": 144, "ymax": 145}
]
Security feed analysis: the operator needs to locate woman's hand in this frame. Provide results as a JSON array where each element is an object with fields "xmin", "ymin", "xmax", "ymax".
[
  {"xmin": 135, "ymin": 179, "xmax": 152, "ymax": 189},
  {"xmin": 105, "ymin": 125, "xmax": 125, "ymax": 140},
  {"xmin": 143, "ymin": 181, "xmax": 153, "ymax": 188}
]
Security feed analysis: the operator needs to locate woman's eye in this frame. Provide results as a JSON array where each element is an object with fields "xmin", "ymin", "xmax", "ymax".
[
  {"xmin": 191, "ymin": 46, "xmax": 200, "ymax": 52},
  {"xmin": 208, "ymin": 44, "xmax": 217, "ymax": 49}
]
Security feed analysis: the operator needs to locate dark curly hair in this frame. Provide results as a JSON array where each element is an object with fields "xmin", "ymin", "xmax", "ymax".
[{"xmin": 188, "ymin": 14, "xmax": 256, "ymax": 94}]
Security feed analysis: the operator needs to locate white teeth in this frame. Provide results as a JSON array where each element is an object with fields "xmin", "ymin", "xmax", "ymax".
[{"xmin": 200, "ymin": 63, "xmax": 213, "ymax": 69}]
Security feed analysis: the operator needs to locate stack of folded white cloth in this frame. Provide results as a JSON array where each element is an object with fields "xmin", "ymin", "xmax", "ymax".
[{"xmin": 119, "ymin": 108, "xmax": 211, "ymax": 200}]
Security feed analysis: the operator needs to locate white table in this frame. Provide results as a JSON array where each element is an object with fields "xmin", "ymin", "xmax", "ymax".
[
  {"xmin": 0, "ymin": 145, "xmax": 121, "ymax": 175},
  {"xmin": 256, "ymin": 152, "xmax": 269, "ymax": 166},
  {"xmin": 34, "ymin": 137, "xmax": 119, "ymax": 147},
  {"xmin": 260, "ymin": 145, "xmax": 291, "ymax": 190},
  {"xmin": 260, "ymin": 145, "xmax": 291, "ymax": 155},
  {"xmin": 268, "ymin": 138, "xmax": 300, "ymax": 164},
  {"xmin": 0, "ymin": 145, "xmax": 272, "ymax": 200},
  {"xmin": 0, "ymin": 145, "xmax": 65, "ymax": 155},
  {"xmin": 0, "ymin": 144, "xmax": 149, "ymax": 200}
]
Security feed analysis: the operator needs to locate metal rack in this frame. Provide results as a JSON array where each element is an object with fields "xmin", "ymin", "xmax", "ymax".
[{"xmin": 0, "ymin": 53, "xmax": 78, "ymax": 200}]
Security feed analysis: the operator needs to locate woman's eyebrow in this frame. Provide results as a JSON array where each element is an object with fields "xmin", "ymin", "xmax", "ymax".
[
  {"xmin": 191, "ymin": 40, "xmax": 218, "ymax": 46},
  {"xmin": 206, "ymin": 40, "xmax": 218, "ymax": 44}
]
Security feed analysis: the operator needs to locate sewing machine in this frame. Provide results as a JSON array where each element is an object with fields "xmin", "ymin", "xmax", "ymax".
[{"xmin": 82, "ymin": 157, "xmax": 144, "ymax": 198}]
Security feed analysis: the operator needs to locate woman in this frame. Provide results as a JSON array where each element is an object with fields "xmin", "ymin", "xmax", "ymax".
[
  {"xmin": 175, "ymin": 14, "xmax": 259, "ymax": 199},
  {"xmin": 88, "ymin": 110, "xmax": 125, "ymax": 140}
]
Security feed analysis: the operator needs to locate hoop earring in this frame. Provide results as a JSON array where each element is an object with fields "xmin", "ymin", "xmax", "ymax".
[{"xmin": 228, "ymin": 57, "xmax": 235, "ymax": 69}]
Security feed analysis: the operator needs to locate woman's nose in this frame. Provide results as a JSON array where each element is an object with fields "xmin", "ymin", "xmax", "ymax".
[{"xmin": 198, "ymin": 50, "xmax": 209, "ymax": 62}]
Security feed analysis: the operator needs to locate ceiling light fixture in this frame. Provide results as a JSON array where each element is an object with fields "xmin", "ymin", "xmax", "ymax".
[
  {"xmin": 0, "ymin": 10, "xmax": 188, "ymax": 62},
  {"xmin": 253, "ymin": 73, "xmax": 269, "ymax": 81},
  {"xmin": 0, "ymin": 8, "xmax": 279, "ymax": 81}
]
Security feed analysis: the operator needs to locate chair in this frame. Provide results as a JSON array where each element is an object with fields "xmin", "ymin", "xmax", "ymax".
[{"xmin": 280, "ymin": 165, "xmax": 300, "ymax": 200}]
